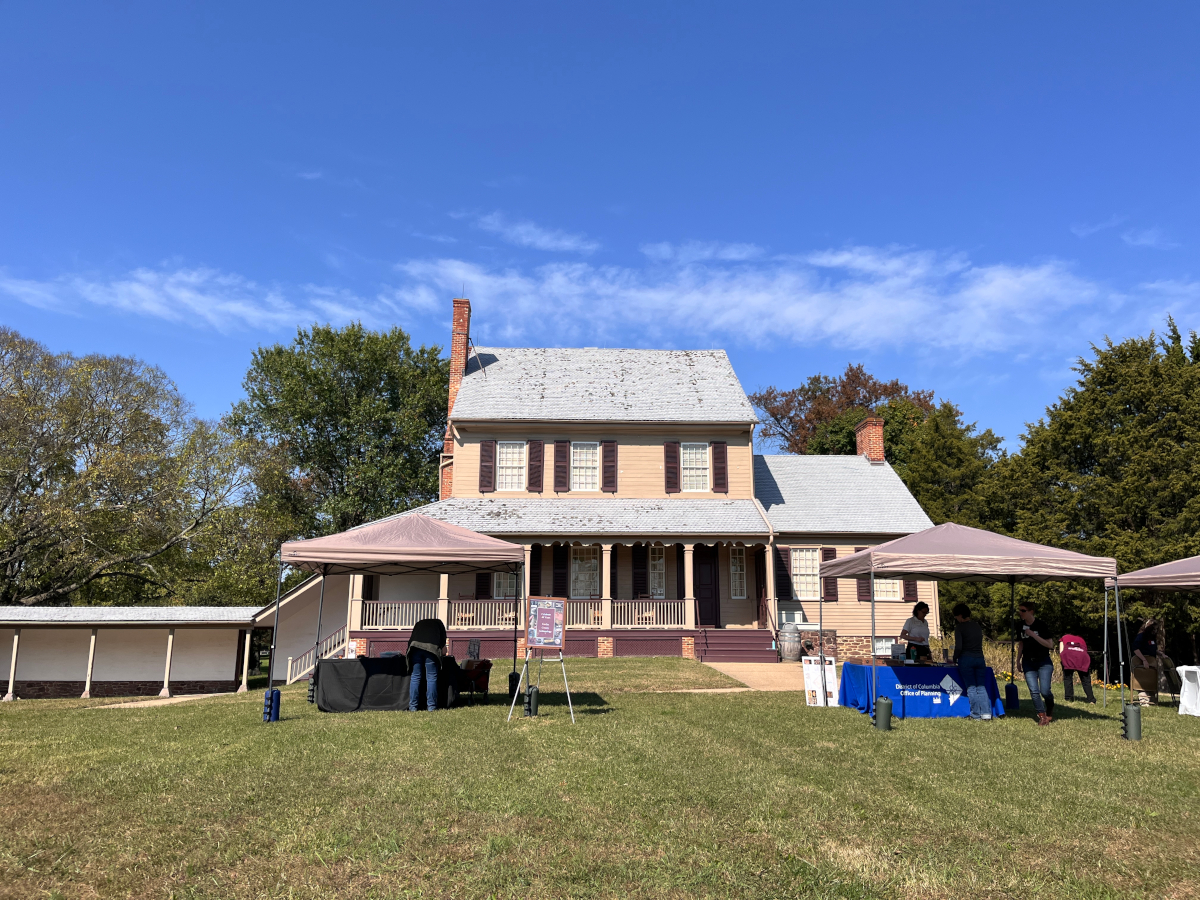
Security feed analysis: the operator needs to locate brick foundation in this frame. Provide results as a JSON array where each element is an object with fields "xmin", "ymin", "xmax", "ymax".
[
  {"xmin": 836, "ymin": 634, "xmax": 876, "ymax": 662},
  {"xmin": 799, "ymin": 630, "xmax": 837, "ymax": 658},
  {"xmin": 8, "ymin": 680, "xmax": 238, "ymax": 700},
  {"xmin": 681, "ymin": 636, "xmax": 695, "ymax": 659},
  {"xmin": 352, "ymin": 638, "xmax": 368, "ymax": 657},
  {"xmin": 597, "ymin": 636, "xmax": 614, "ymax": 658}
]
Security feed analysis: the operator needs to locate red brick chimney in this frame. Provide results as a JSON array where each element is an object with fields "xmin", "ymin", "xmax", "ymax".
[
  {"xmin": 854, "ymin": 416, "xmax": 885, "ymax": 463},
  {"xmin": 440, "ymin": 298, "xmax": 471, "ymax": 499}
]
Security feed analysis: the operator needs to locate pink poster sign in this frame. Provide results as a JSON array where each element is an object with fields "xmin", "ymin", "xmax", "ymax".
[{"xmin": 526, "ymin": 597, "xmax": 566, "ymax": 650}]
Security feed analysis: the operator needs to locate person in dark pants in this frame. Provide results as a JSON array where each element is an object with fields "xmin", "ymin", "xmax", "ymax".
[
  {"xmin": 1016, "ymin": 601, "xmax": 1056, "ymax": 725},
  {"xmin": 407, "ymin": 618, "xmax": 447, "ymax": 711},
  {"xmin": 1058, "ymin": 633, "xmax": 1096, "ymax": 703},
  {"xmin": 1132, "ymin": 618, "xmax": 1159, "ymax": 707},
  {"xmin": 952, "ymin": 602, "xmax": 991, "ymax": 720}
]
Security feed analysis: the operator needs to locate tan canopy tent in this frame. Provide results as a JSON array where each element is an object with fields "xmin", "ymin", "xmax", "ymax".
[
  {"xmin": 270, "ymin": 514, "xmax": 526, "ymax": 689},
  {"xmin": 818, "ymin": 522, "xmax": 1119, "ymax": 713},
  {"xmin": 1109, "ymin": 555, "xmax": 1200, "ymax": 591}
]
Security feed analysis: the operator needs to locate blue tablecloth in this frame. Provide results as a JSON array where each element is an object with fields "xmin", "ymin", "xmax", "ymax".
[{"xmin": 838, "ymin": 663, "xmax": 1005, "ymax": 719}]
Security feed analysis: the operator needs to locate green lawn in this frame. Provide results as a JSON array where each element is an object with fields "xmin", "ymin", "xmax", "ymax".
[{"xmin": 1, "ymin": 658, "xmax": 1197, "ymax": 900}]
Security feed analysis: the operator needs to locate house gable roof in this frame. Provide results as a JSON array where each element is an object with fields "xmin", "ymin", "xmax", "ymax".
[
  {"xmin": 754, "ymin": 454, "xmax": 934, "ymax": 535},
  {"xmin": 450, "ymin": 347, "xmax": 757, "ymax": 424}
]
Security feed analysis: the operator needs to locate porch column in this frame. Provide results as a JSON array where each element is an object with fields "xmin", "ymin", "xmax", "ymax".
[
  {"xmin": 158, "ymin": 628, "xmax": 175, "ymax": 698},
  {"xmin": 437, "ymin": 574, "xmax": 450, "ymax": 626},
  {"xmin": 601, "ymin": 544, "xmax": 613, "ymax": 628},
  {"xmin": 764, "ymin": 541, "xmax": 778, "ymax": 629},
  {"xmin": 81, "ymin": 628, "xmax": 98, "ymax": 698},
  {"xmin": 683, "ymin": 545, "xmax": 696, "ymax": 629},
  {"xmin": 238, "ymin": 630, "xmax": 252, "ymax": 692},
  {"xmin": 523, "ymin": 545, "xmax": 532, "ymax": 599},
  {"xmin": 3, "ymin": 628, "xmax": 19, "ymax": 702}
]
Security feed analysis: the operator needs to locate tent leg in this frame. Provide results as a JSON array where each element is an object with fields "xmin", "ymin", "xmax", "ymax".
[
  {"xmin": 870, "ymin": 570, "xmax": 877, "ymax": 717},
  {"xmin": 818, "ymin": 576, "xmax": 826, "ymax": 704},
  {"xmin": 1008, "ymin": 578, "xmax": 1016, "ymax": 684},
  {"xmin": 312, "ymin": 565, "xmax": 327, "ymax": 672},
  {"xmin": 507, "ymin": 650, "xmax": 530, "ymax": 722},
  {"xmin": 267, "ymin": 553, "xmax": 284, "ymax": 690},
  {"xmin": 1103, "ymin": 588, "xmax": 1109, "ymax": 710},
  {"xmin": 1114, "ymin": 583, "xmax": 1126, "ymax": 709}
]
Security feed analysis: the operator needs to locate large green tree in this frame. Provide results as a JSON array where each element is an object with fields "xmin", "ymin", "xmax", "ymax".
[
  {"xmin": 230, "ymin": 322, "xmax": 449, "ymax": 537},
  {"xmin": 994, "ymin": 320, "xmax": 1200, "ymax": 650},
  {"xmin": 0, "ymin": 327, "xmax": 246, "ymax": 606}
]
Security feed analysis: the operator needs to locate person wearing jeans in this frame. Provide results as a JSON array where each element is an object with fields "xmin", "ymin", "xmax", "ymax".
[
  {"xmin": 952, "ymin": 602, "xmax": 991, "ymax": 720},
  {"xmin": 1016, "ymin": 601, "xmax": 1056, "ymax": 726},
  {"xmin": 407, "ymin": 618, "xmax": 447, "ymax": 712},
  {"xmin": 1059, "ymin": 633, "xmax": 1096, "ymax": 703}
]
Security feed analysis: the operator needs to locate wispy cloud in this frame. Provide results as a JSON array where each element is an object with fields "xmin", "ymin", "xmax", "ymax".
[
  {"xmin": 641, "ymin": 241, "xmax": 764, "ymax": 263},
  {"xmin": 393, "ymin": 245, "xmax": 1127, "ymax": 355},
  {"xmin": 296, "ymin": 170, "xmax": 324, "ymax": 181},
  {"xmin": 472, "ymin": 211, "xmax": 600, "ymax": 254},
  {"xmin": 411, "ymin": 232, "xmax": 458, "ymax": 244},
  {"xmin": 1121, "ymin": 227, "xmax": 1179, "ymax": 250},
  {"xmin": 1071, "ymin": 214, "xmax": 1124, "ymax": 238},
  {"xmin": 0, "ymin": 266, "xmax": 423, "ymax": 333}
]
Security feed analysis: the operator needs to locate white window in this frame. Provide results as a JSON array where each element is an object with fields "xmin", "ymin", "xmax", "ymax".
[
  {"xmin": 730, "ymin": 547, "xmax": 747, "ymax": 600},
  {"xmin": 570, "ymin": 546, "xmax": 600, "ymax": 598},
  {"xmin": 681, "ymin": 442, "xmax": 710, "ymax": 491},
  {"xmin": 493, "ymin": 571, "xmax": 518, "ymax": 599},
  {"xmin": 649, "ymin": 546, "xmax": 666, "ymax": 599},
  {"xmin": 873, "ymin": 579, "xmax": 902, "ymax": 600},
  {"xmin": 791, "ymin": 548, "xmax": 820, "ymax": 599},
  {"xmin": 496, "ymin": 441, "xmax": 526, "ymax": 491},
  {"xmin": 571, "ymin": 442, "xmax": 599, "ymax": 491}
]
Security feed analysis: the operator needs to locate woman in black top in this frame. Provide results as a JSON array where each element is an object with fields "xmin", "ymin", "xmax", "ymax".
[
  {"xmin": 952, "ymin": 603, "xmax": 990, "ymax": 720},
  {"xmin": 1015, "ymin": 601, "xmax": 1056, "ymax": 725}
]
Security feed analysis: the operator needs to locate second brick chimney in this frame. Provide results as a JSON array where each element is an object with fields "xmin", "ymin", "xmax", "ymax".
[
  {"xmin": 854, "ymin": 416, "xmax": 885, "ymax": 463},
  {"xmin": 440, "ymin": 297, "xmax": 471, "ymax": 499}
]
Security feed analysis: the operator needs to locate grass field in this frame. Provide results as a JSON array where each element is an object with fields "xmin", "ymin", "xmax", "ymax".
[{"xmin": 1, "ymin": 657, "xmax": 1197, "ymax": 900}]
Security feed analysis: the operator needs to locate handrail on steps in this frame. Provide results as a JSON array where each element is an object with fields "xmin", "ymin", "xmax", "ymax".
[{"xmin": 285, "ymin": 624, "xmax": 348, "ymax": 684}]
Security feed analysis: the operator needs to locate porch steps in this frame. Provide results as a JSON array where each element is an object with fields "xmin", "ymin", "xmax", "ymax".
[{"xmin": 695, "ymin": 629, "xmax": 779, "ymax": 663}]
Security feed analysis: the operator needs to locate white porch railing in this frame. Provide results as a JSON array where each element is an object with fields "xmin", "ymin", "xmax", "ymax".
[
  {"xmin": 566, "ymin": 599, "xmax": 603, "ymax": 628},
  {"xmin": 612, "ymin": 599, "xmax": 687, "ymax": 628},
  {"xmin": 361, "ymin": 600, "xmax": 438, "ymax": 630},
  {"xmin": 447, "ymin": 599, "xmax": 520, "ymax": 629},
  {"xmin": 286, "ymin": 624, "xmax": 348, "ymax": 684}
]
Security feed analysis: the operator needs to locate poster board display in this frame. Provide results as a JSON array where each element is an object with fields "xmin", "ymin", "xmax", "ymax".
[
  {"xmin": 802, "ymin": 657, "xmax": 840, "ymax": 707},
  {"xmin": 525, "ymin": 596, "xmax": 566, "ymax": 650}
]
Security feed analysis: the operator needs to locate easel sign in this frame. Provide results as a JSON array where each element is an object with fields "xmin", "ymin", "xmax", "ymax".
[
  {"xmin": 526, "ymin": 596, "xmax": 565, "ymax": 650},
  {"xmin": 507, "ymin": 596, "xmax": 575, "ymax": 724}
]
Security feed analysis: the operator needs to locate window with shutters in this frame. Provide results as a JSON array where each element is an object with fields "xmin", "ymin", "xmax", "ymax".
[
  {"xmin": 790, "ymin": 547, "xmax": 820, "ymax": 599},
  {"xmin": 730, "ymin": 547, "xmax": 747, "ymax": 600},
  {"xmin": 649, "ymin": 546, "xmax": 666, "ymax": 599},
  {"xmin": 496, "ymin": 441, "xmax": 526, "ymax": 491},
  {"xmin": 570, "ymin": 442, "xmax": 599, "ymax": 491},
  {"xmin": 493, "ymin": 571, "xmax": 518, "ymax": 599},
  {"xmin": 681, "ymin": 442, "xmax": 709, "ymax": 491},
  {"xmin": 874, "ymin": 579, "xmax": 902, "ymax": 600},
  {"xmin": 570, "ymin": 546, "xmax": 600, "ymax": 598}
]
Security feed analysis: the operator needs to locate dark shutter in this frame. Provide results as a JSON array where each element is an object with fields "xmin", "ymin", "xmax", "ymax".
[
  {"xmin": 478, "ymin": 440, "xmax": 496, "ymax": 493},
  {"xmin": 855, "ymin": 546, "xmax": 871, "ymax": 601},
  {"xmin": 610, "ymin": 544, "xmax": 619, "ymax": 598},
  {"xmin": 664, "ymin": 442, "xmax": 681, "ymax": 494},
  {"xmin": 530, "ymin": 544, "xmax": 542, "ymax": 596},
  {"xmin": 774, "ymin": 545, "xmax": 792, "ymax": 600},
  {"xmin": 903, "ymin": 580, "xmax": 919, "ymax": 602},
  {"xmin": 554, "ymin": 440, "xmax": 571, "ymax": 492},
  {"xmin": 754, "ymin": 547, "xmax": 766, "ymax": 601},
  {"xmin": 552, "ymin": 544, "xmax": 569, "ymax": 597},
  {"xmin": 632, "ymin": 544, "xmax": 649, "ymax": 598},
  {"xmin": 475, "ymin": 572, "xmax": 492, "ymax": 599},
  {"xmin": 601, "ymin": 440, "xmax": 618, "ymax": 493},
  {"xmin": 711, "ymin": 441, "xmax": 728, "ymax": 493},
  {"xmin": 527, "ymin": 440, "xmax": 544, "ymax": 493},
  {"xmin": 675, "ymin": 544, "xmax": 686, "ymax": 599},
  {"xmin": 821, "ymin": 547, "xmax": 839, "ymax": 602}
]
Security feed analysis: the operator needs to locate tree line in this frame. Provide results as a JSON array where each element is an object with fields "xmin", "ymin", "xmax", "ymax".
[{"xmin": 751, "ymin": 318, "xmax": 1200, "ymax": 660}]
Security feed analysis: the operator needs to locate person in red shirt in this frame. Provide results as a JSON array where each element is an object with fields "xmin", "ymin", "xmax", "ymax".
[{"xmin": 1058, "ymin": 633, "xmax": 1095, "ymax": 704}]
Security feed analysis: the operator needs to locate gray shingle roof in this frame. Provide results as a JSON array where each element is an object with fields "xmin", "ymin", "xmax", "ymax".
[
  {"xmin": 754, "ymin": 454, "xmax": 933, "ymax": 535},
  {"xmin": 0, "ymin": 606, "xmax": 261, "ymax": 626},
  {"xmin": 450, "ymin": 348, "xmax": 757, "ymax": 423},
  {"xmin": 395, "ymin": 498, "xmax": 770, "ymax": 536}
]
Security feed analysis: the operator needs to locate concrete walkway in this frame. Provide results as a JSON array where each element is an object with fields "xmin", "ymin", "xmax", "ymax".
[
  {"xmin": 703, "ymin": 661, "xmax": 806, "ymax": 691},
  {"xmin": 92, "ymin": 693, "xmax": 232, "ymax": 709}
]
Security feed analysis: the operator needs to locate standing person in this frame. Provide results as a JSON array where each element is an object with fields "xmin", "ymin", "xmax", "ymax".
[
  {"xmin": 952, "ymin": 603, "xmax": 991, "ymax": 721},
  {"xmin": 899, "ymin": 602, "xmax": 932, "ymax": 663},
  {"xmin": 1015, "ymin": 601, "xmax": 1056, "ymax": 726},
  {"xmin": 1058, "ymin": 633, "xmax": 1096, "ymax": 704},
  {"xmin": 407, "ymin": 617, "xmax": 447, "ymax": 712},
  {"xmin": 1132, "ymin": 618, "xmax": 1159, "ymax": 707}
]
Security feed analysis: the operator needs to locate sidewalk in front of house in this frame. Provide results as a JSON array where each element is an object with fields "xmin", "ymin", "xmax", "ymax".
[
  {"xmin": 703, "ymin": 661, "xmax": 806, "ymax": 691},
  {"xmin": 92, "ymin": 693, "xmax": 233, "ymax": 709}
]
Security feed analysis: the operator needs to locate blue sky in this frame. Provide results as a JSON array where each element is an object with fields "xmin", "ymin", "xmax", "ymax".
[{"xmin": 2, "ymin": 4, "xmax": 1198, "ymax": 450}]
